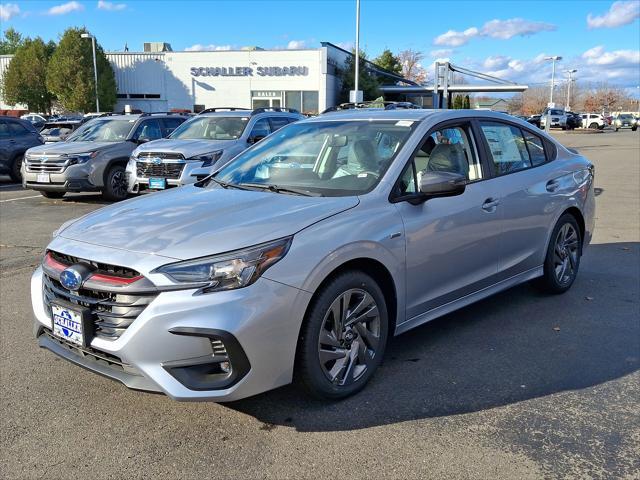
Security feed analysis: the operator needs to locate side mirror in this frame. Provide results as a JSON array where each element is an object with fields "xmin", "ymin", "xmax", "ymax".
[
  {"xmin": 189, "ymin": 167, "xmax": 211, "ymax": 179},
  {"xmin": 419, "ymin": 171, "xmax": 466, "ymax": 199}
]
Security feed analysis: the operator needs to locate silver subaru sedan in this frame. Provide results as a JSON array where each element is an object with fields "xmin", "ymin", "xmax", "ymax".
[{"xmin": 31, "ymin": 109, "xmax": 595, "ymax": 401}]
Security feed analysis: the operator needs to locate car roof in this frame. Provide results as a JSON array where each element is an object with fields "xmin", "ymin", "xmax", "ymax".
[
  {"xmin": 309, "ymin": 109, "xmax": 437, "ymax": 122},
  {"xmin": 198, "ymin": 110, "xmax": 299, "ymax": 118}
]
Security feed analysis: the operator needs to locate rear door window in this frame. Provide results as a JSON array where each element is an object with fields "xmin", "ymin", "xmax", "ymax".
[
  {"xmin": 268, "ymin": 117, "xmax": 290, "ymax": 132},
  {"xmin": 9, "ymin": 121, "xmax": 30, "ymax": 136},
  {"xmin": 522, "ymin": 130, "xmax": 547, "ymax": 166},
  {"xmin": 0, "ymin": 120, "xmax": 9, "ymax": 139},
  {"xmin": 161, "ymin": 118, "xmax": 184, "ymax": 137},
  {"xmin": 479, "ymin": 122, "xmax": 532, "ymax": 175}
]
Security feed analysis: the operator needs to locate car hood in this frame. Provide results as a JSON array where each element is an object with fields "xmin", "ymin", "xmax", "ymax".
[
  {"xmin": 27, "ymin": 141, "xmax": 116, "ymax": 155},
  {"xmin": 135, "ymin": 139, "xmax": 237, "ymax": 158},
  {"xmin": 58, "ymin": 186, "xmax": 359, "ymax": 259}
]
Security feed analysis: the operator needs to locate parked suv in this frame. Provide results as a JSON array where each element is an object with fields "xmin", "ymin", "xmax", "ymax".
[
  {"xmin": 22, "ymin": 113, "xmax": 186, "ymax": 200},
  {"xmin": 540, "ymin": 108, "xmax": 568, "ymax": 129},
  {"xmin": 39, "ymin": 120, "xmax": 83, "ymax": 143},
  {"xmin": 0, "ymin": 116, "xmax": 44, "ymax": 182},
  {"xmin": 126, "ymin": 107, "xmax": 303, "ymax": 193},
  {"xmin": 31, "ymin": 109, "xmax": 595, "ymax": 401},
  {"xmin": 580, "ymin": 113, "xmax": 606, "ymax": 130}
]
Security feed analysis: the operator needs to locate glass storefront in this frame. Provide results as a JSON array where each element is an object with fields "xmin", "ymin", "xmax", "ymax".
[{"xmin": 252, "ymin": 90, "xmax": 319, "ymax": 114}]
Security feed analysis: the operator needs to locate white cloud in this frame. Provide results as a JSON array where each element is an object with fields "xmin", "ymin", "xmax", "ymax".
[
  {"xmin": 430, "ymin": 48, "xmax": 454, "ymax": 57},
  {"xmin": 481, "ymin": 18, "xmax": 556, "ymax": 39},
  {"xmin": 184, "ymin": 44, "xmax": 233, "ymax": 52},
  {"xmin": 483, "ymin": 55, "xmax": 511, "ymax": 70},
  {"xmin": 0, "ymin": 3, "xmax": 20, "ymax": 21},
  {"xmin": 97, "ymin": 1, "xmax": 126, "ymax": 11},
  {"xmin": 433, "ymin": 18, "xmax": 555, "ymax": 46},
  {"xmin": 286, "ymin": 40, "xmax": 306, "ymax": 49},
  {"xmin": 47, "ymin": 1, "xmax": 84, "ymax": 15},
  {"xmin": 434, "ymin": 27, "xmax": 479, "ymax": 47},
  {"xmin": 587, "ymin": 1, "xmax": 640, "ymax": 28},
  {"xmin": 582, "ymin": 45, "xmax": 640, "ymax": 66}
]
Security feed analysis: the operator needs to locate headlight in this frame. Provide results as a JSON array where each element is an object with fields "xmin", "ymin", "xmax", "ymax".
[
  {"xmin": 154, "ymin": 237, "xmax": 292, "ymax": 292},
  {"xmin": 67, "ymin": 151, "xmax": 97, "ymax": 165},
  {"xmin": 188, "ymin": 150, "xmax": 223, "ymax": 167}
]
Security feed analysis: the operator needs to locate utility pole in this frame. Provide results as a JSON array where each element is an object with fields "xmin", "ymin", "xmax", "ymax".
[
  {"xmin": 565, "ymin": 69, "xmax": 577, "ymax": 111},
  {"xmin": 544, "ymin": 56, "xmax": 562, "ymax": 131},
  {"xmin": 81, "ymin": 33, "xmax": 100, "ymax": 113}
]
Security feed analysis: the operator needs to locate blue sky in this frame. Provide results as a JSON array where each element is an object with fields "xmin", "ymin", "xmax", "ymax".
[{"xmin": 1, "ymin": 0, "xmax": 639, "ymax": 90}]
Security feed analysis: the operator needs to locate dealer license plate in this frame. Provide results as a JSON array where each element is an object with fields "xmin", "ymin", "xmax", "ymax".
[
  {"xmin": 149, "ymin": 177, "xmax": 166, "ymax": 189},
  {"xmin": 37, "ymin": 173, "xmax": 50, "ymax": 183},
  {"xmin": 51, "ymin": 303, "xmax": 85, "ymax": 346}
]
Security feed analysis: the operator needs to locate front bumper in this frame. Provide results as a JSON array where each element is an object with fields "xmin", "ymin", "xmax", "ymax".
[
  {"xmin": 22, "ymin": 164, "xmax": 99, "ymax": 192},
  {"xmin": 31, "ymin": 262, "xmax": 312, "ymax": 401}
]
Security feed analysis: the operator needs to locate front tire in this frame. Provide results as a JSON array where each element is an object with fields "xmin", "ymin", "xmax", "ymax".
[
  {"xmin": 40, "ymin": 191, "xmax": 65, "ymax": 199},
  {"xmin": 536, "ymin": 214, "xmax": 582, "ymax": 294},
  {"xmin": 9, "ymin": 155, "xmax": 23, "ymax": 182},
  {"xmin": 295, "ymin": 271, "xmax": 389, "ymax": 399},
  {"xmin": 102, "ymin": 164, "xmax": 128, "ymax": 201}
]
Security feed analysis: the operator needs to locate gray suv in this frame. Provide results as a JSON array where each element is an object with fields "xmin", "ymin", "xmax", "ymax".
[
  {"xmin": 22, "ymin": 113, "xmax": 186, "ymax": 200},
  {"xmin": 127, "ymin": 108, "xmax": 303, "ymax": 193},
  {"xmin": 31, "ymin": 109, "xmax": 595, "ymax": 401}
]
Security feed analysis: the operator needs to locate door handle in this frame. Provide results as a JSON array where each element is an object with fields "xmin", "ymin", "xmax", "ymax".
[
  {"xmin": 482, "ymin": 198, "xmax": 500, "ymax": 212},
  {"xmin": 546, "ymin": 179, "xmax": 560, "ymax": 192}
]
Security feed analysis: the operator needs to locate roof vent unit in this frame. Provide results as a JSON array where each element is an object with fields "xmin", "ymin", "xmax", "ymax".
[{"xmin": 144, "ymin": 42, "xmax": 172, "ymax": 52}]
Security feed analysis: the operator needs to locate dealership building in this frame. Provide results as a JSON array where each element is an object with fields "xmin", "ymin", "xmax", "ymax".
[{"xmin": 0, "ymin": 42, "xmax": 410, "ymax": 114}]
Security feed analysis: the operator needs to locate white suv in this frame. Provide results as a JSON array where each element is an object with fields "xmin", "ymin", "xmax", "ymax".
[
  {"xmin": 580, "ymin": 113, "xmax": 606, "ymax": 130},
  {"xmin": 127, "ymin": 108, "xmax": 303, "ymax": 193}
]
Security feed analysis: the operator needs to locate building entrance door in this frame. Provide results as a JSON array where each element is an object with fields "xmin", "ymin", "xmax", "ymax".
[{"xmin": 252, "ymin": 91, "xmax": 282, "ymax": 109}]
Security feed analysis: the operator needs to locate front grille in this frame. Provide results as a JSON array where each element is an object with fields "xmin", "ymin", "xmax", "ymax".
[
  {"xmin": 137, "ymin": 152, "xmax": 184, "ymax": 160},
  {"xmin": 49, "ymin": 250, "xmax": 138, "ymax": 279},
  {"xmin": 25, "ymin": 155, "xmax": 68, "ymax": 173},
  {"xmin": 136, "ymin": 161, "xmax": 185, "ymax": 179},
  {"xmin": 43, "ymin": 275, "xmax": 156, "ymax": 340}
]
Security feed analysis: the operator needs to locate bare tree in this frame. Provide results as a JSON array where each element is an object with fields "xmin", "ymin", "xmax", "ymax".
[{"xmin": 398, "ymin": 49, "xmax": 427, "ymax": 84}]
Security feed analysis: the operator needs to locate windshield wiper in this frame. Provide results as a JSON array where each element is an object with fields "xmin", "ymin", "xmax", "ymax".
[
  {"xmin": 196, "ymin": 175, "xmax": 253, "ymax": 191},
  {"xmin": 238, "ymin": 183, "xmax": 322, "ymax": 197}
]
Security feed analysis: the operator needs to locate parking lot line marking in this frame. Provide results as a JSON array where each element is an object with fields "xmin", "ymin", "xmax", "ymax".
[{"xmin": 0, "ymin": 195, "xmax": 42, "ymax": 203}]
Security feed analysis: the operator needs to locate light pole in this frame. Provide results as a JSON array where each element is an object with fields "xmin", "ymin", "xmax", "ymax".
[
  {"xmin": 544, "ymin": 55, "xmax": 562, "ymax": 131},
  {"xmin": 353, "ymin": 0, "xmax": 361, "ymax": 103},
  {"xmin": 81, "ymin": 33, "xmax": 100, "ymax": 113},
  {"xmin": 565, "ymin": 69, "xmax": 577, "ymax": 111}
]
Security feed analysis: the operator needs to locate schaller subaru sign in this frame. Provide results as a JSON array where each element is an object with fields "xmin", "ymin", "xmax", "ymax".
[{"xmin": 190, "ymin": 66, "xmax": 309, "ymax": 77}]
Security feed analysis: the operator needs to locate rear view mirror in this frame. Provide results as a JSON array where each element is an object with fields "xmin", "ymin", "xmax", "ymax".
[
  {"xmin": 328, "ymin": 134, "xmax": 348, "ymax": 147},
  {"xmin": 419, "ymin": 171, "xmax": 466, "ymax": 199}
]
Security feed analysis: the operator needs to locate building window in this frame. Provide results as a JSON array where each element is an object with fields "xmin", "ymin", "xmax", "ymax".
[{"xmin": 284, "ymin": 91, "xmax": 318, "ymax": 114}]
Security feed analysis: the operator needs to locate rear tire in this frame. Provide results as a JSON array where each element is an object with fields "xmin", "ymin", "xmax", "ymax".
[
  {"xmin": 9, "ymin": 155, "xmax": 23, "ymax": 182},
  {"xmin": 40, "ymin": 191, "xmax": 65, "ymax": 199},
  {"xmin": 295, "ymin": 271, "xmax": 389, "ymax": 399},
  {"xmin": 589, "ymin": 122, "xmax": 598, "ymax": 129},
  {"xmin": 536, "ymin": 214, "xmax": 582, "ymax": 294},
  {"xmin": 102, "ymin": 164, "xmax": 128, "ymax": 202}
]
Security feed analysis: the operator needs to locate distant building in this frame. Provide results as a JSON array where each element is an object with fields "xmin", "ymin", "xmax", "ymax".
[
  {"xmin": 143, "ymin": 42, "xmax": 173, "ymax": 53},
  {"xmin": 473, "ymin": 98, "xmax": 509, "ymax": 111}
]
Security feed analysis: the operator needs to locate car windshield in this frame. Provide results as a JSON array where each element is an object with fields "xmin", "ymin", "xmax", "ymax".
[
  {"xmin": 66, "ymin": 119, "xmax": 135, "ymax": 142},
  {"xmin": 213, "ymin": 120, "xmax": 417, "ymax": 196},
  {"xmin": 169, "ymin": 116, "xmax": 249, "ymax": 140},
  {"xmin": 618, "ymin": 114, "xmax": 633, "ymax": 120}
]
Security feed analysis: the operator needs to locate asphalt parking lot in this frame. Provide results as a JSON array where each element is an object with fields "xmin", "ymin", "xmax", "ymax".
[{"xmin": 1, "ymin": 130, "xmax": 638, "ymax": 479}]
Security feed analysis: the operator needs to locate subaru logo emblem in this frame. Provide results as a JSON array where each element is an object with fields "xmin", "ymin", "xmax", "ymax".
[
  {"xmin": 42, "ymin": 156, "xmax": 48, "ymax": 162},
  {"xmin": 60, "ymin": 267, "xmax": 83, "ymax": 291},
  {"xmin": 151, "ymin": 157, "xmax": 162, "ymax": 165}
]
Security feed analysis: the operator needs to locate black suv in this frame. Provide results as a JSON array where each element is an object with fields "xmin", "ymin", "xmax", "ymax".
[{"xmin": 0, "ymin": 116, "xmax": 44, "ymax": 182}]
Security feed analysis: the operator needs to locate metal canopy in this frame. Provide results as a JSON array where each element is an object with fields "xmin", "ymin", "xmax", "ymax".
[{"xmin": 380, "ymin": 61, "xmax": 528, "ymax": 108}]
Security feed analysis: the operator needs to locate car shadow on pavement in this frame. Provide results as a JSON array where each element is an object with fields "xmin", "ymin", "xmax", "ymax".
[{"xmin": 228, "ymin": 242, "xmax": 639, "ymax": 432}]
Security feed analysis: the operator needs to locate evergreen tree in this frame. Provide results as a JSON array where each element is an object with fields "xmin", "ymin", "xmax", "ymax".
[
  {"xmin": 1, "ymin": 37, "xmax": 55, "ymax": 112},
  {"xmin": 338, "ymin": 50, "xmax": 380, "ymax": 103},
  {"xmin": 373, "ymin": 49, "xmax": 402, "ymax": 75},
  {"xmin": 0, "ymin": 28, "xmax": 24, "ymax": 55},
  {"xmin": 47, "ymin": 27, "xmax": 117, "ymax": 112}
]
